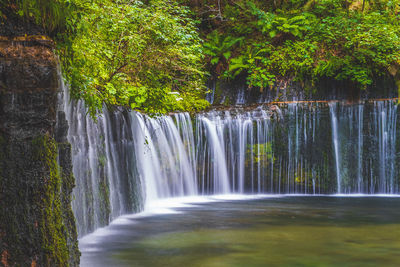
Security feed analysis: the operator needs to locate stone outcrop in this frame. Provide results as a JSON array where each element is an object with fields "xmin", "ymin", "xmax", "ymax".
[{"xmin": 0, "ymin": 37, "xmax": 79, "ymax": 266}]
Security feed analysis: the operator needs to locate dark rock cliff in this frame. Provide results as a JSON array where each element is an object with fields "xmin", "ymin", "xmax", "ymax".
[
  {"xmin": 207, "ymin": 74, "xmax": 398, "ymax": 106},
  {"xmin": 0, "ymin": 38, "xmax": 79, "ymax": 266}
]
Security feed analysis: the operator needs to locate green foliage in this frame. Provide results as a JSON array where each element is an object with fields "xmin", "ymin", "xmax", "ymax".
[
  {"xmin": 203, "ymin": 30, "xmax": 243, "ymax": 65},
  {"xmin": 198, "ymin": 0, "xmax": 400, "ymax": 91},
  {"xmin": 61, "ymin": 0, "xmax": 209, "ymax": 116},
  {"xmin": 2, "ymin": 0, "xmax": 76, "ymax": 34},
  {"xmin": 311, "ymin": 11, "xmax": 400, "ymax": 87},
  {"xmin": 248, "ymin": 2, "xmax": 317, "ymax": 38}
]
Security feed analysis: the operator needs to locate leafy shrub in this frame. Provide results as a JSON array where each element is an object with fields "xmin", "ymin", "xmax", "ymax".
[
  {"xmin": 199, "ymin": 0, "xmax": 400, "ymax": 92},
  {"xmin": 62, "ymin": 0, "xmax": 209, "ymax": 115}
]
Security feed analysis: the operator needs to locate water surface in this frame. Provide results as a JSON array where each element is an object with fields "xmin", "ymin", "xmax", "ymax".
[{"xmin": 81, "ymin": 196, "xmax": 400, "ymax": 266}]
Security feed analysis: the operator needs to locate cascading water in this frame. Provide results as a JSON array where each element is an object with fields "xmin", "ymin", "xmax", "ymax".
[
  {"xmin": 329, "ymin": 102, "xmax": 342, "ymax": 193},
  {"xmin": 60, "ymin": 82, "xmax": 400, "ymax": 237},
  {"xmin": 327, "ymin": 101, "xmax": 399, "ymax": 193},
  {"xmin": 131, "ymin": 113, "xmax": 198, "ymax": 202},
  {"xmin": 373, "ymin": 101, "xmax": 398, "ymax": 193},
  {"xmin": 60, "ymin": 86, "xmax": 143, "ymax": 236}
]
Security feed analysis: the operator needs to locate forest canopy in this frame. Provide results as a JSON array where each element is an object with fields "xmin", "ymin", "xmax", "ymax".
[{"xmin": 2, "ymin": 0, "xmax": 400, "ymax": 114}]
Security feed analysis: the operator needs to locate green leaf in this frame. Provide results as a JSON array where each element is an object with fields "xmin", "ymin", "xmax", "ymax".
[
  {"xmin": 211, "ymin": 57, "xmax": 220, "ymax": 65},
  {"xmin": 223, "ymin": 51, "xmax": 231, "ymax": 60}
]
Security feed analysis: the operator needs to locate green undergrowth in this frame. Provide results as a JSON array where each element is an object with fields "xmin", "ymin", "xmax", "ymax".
[{"xmin": 199, "ymin": 0, "xmax": 400, "ymax": 92}]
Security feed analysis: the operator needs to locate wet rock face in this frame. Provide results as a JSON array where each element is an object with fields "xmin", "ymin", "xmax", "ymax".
[
  {"xmin": 208, "ymin": 75, "xmax": 398, "ymax": 105},
  {"xmin": 0, "ymin": 40, "xmax": 79, "ymax": 266},
  {"xmin": 0, "ymin": 56, "xmax": 58, "ymax": 138}
]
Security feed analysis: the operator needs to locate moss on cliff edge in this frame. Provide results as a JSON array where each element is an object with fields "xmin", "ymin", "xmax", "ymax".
[
  {"xmin": 57, "ymin": 142, "xmax": 80, "ymax": 266},
  {"xmin": 32, "ymin": 135, "xmax": 69, "ymax": 266},
  {"xmin": 0, "ymin": 134, "xmax": 77, "ymax": 266}
]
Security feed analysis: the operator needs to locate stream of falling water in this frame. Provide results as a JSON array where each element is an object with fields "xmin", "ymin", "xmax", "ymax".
[
  {"xmin": 59, "ymin": 85, "xmax": 400, "ymax": 237},
  {"xmin": 329, "ymin": 102, "xmax": 342, "ymax": 193}
]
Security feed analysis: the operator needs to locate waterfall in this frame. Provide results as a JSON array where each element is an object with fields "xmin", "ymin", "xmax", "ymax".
[
  {"xmin": 131, "ymin": 113, "xmax": 197, "ymax": 203},
  {"xmin": 197, "ymin": 115, "xmax": 231, "ymax": 193},
  {"xmin": 357, "ymin": 104, "xmax": 364, "ymax": 192},
  {"xmin": 59, "ymin": 82, "xmax": 400, "ymax": 236},
  {"xmin": 373, "ymin": 101, "xmax": 398, "ymax": 193},
  {"xmin": 329, "ymin": 102, "xmax": 342, "ymax": 193},
  {"xmin": 61, "ymin": 91, "xmax": 142, "ymax": 236}
]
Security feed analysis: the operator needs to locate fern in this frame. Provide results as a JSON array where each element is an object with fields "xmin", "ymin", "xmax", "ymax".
[{"xmin": 203, "ymin": 30, "xmax": 244, "ymax": 65}]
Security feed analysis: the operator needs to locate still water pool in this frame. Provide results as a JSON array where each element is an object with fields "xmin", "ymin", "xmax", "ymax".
[{"xmin": 80, "ymin": 196, "xmax": 400, "ymax": 266}]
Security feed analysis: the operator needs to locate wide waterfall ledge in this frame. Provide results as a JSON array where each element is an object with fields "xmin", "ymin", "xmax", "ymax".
[{"xmin": 60, "ymin": 82, "xmax": 400, "ymax": 237}]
